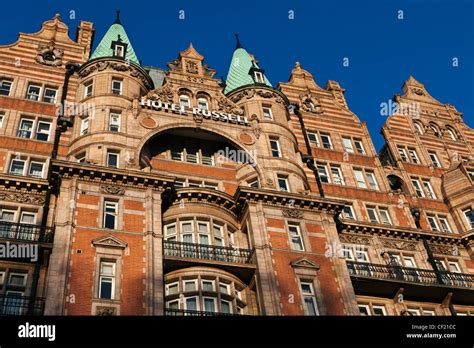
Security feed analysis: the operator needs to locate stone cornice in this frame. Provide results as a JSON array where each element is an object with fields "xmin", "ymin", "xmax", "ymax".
[
  {"xmin": 340, "ymin": 219, "xmax": 462, "ymax": 244},
  {"xmin": 0, "ymin": 175, "xmax": 48, "ymax": 193},
  {"xmin": 169, "ymin": 188, "xmax": 239, "ymax": 216},
  {"xmin": 234, "ymin": 187, "xmax": 346, "ymax": 214},
  {"xmin": 52, "ymin": 160, "xmax": 174, "ymax": 190}
]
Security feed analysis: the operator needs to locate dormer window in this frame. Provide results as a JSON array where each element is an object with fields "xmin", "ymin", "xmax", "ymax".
[
  {"xmin": 114, "ymin": 44, "xmax": 125, "ymax": 58},
  {"xmin": 110, "ymin": 35, "xmax": 128, "ymax": 60},
  {"xmin": 254, "ymin": 71, "xmax": 264, "ymax": 83}
]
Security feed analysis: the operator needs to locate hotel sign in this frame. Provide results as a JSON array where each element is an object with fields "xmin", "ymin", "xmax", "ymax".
[{"xmin": 140, "ymin": 97, "xmax": 250, "ymax": 126}]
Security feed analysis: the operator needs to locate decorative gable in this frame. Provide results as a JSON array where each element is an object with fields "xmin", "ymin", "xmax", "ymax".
[
  {"xmin": 290, "ymin": 257, "xmax": 321, "ymax": 270},
  {"xmin": 92, "ymin": 234, "xmax": 128, "ymax": 249}
]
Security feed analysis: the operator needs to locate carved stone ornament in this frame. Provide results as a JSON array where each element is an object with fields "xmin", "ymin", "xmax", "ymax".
[
  {"xmin": 96, "ymin": 306, "xmax": 117, "ymax": 316},
  {"xmin": 290, "ymin": 257, "xmax": 320, "ymax": 270},
  {"xmin": 217, "ymin": 96, "xmax": 244, "ymax": 115},
  {"xmin": 36, "ymin": 42, "xmax": 64, "ymax": 67},
  {"xmin": 411, "ymin": 87, "xmax": 425, "ymax": 96},
  {"xmin": 230, "ymin": 89, "xmax": 255, "ymax": 103},
  {"xmin": 185, "ymin": 60, "xmax": 199, "ymax": 74},
  {"xmin": 339, "ymin": 234, "xmax": 371, "ymax": 245},
  {"xmin": 78, "ymin": 61, "xmax": 152, "ymax": 89},
  {"xmin": 92, "ymin": 235, "xmax": 128, "ymax": 250},
  {"xmin": 250, "ymin": 114, "xmax": 261, "ymax": 139},
  {"xmin": 430, "ymin": 244, "xmax": 458, "ymax": 256},
  {"xmin": 282, "ymin": 208, "xmax": 303, "ymax": 219},
  {"xmin": 300, "ymin": 93, "xmax": 323, "ymax": 114},
  {"xmin": 100, "ymin": 185, "xmax": 125, "ymax": 195},
  {"xmin": 146, "ymin": 84, "xmax": 174, "ymax": 104},
  {"xmin": 0, "ymin": 191, "xmax": 45, "ymax": 205},
  {"xmin": 381, "ymin": 238, "xmax": 417, "ymax": 251},
  {"xmin": 256, "ymin": 90, "xmax": 284, "ymax": 103}
]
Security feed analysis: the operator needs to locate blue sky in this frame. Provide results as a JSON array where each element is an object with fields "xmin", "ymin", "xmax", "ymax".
[{"xmin": 0, "ymin": 0, "xmax": 472, "ymax": 150}]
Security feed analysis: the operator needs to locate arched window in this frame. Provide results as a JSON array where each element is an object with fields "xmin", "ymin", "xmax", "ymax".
[
  {"xmin": 429, "ymin": 123, "xmax": 440, "ymax": 137},
  {"xmin": 446, "ymin": 127, "xmax": 457, "ymax": 141},
  {"xmin": 179, "ymin": 94, "xmax": 190, "ymax": 109},
  {"xmin": 413, "ymin": 122, "xmax": 423, "ymax": 135},
  {"xmin": 197, "ymin": 97, "xmax": 209, "ymax": 111}
]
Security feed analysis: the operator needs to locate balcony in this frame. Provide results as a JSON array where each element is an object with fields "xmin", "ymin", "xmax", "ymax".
[
  {"xmin": 163, "ymin": 240, "xmax": 256, "ymax": 282},
  {"xmin": 0, "ymin": 294, "xmax": 45, "ymax": 316},
  {"xmin": 165, "ymin": 308, "xmax": 240, "ymax": 316},
  {"xmin": 0, "ymin": 222, "xmax": 54, "ymax": 244},
  {"xmin": 347, "ymin": 261, "xmax": 474, "ymax": 304}
]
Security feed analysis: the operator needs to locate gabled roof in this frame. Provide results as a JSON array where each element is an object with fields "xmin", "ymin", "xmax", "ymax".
[
  {"xmin": 90, "ymin": 11, "xmax": 139, "ymax": 65},
  {"xmin": 224, "ymin": 34, "xmax": 271, "ymax": 94}
]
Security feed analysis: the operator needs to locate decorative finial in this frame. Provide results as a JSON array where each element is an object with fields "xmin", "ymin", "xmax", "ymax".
[
  {"xmin": 235, "ymin": 33, "xmax": 242, "ymax": 49},
  {"xmin": 114, "ymin": 10, "xmax": 121, "ymax": 24},
  {"xmin": 295, "ymin": 61, "xmax": 301, "ymax": 69}
]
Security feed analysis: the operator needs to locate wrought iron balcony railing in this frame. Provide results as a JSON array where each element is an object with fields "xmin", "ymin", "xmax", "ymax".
[
  {"xmin": 165, "ymin": 308, "xmax": 241, "ymax": 316},
  {"xmin": 0, "ymin": 294, "xmax": 45, "ymax": 316},
  {"xmin": 163, "ymin": 240, "xmax": 255, "ymax": 264},
  {"xmin": 347, "ymin": 261, "xmax": 474, "ymax": 289},
  {"xmin": 0, "ymin": 222, "xmax": 54, "ymax": 243}
]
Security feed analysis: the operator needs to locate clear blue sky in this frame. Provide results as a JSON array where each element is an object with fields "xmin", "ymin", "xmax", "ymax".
[{"xmin": 1, "ymin": 0, "xmax": 472, "ymax": 150}]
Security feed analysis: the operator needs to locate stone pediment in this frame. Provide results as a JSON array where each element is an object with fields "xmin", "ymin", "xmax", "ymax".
[
  {"xmin": 290, "ymin": 257, "xmax": 320, "ymax": 270},
  {"xmin": 92, "ymin": 234, "xmax": 128, "ymax": 249}
]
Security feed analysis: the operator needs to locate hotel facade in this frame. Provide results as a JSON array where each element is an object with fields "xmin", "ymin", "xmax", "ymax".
[{"xmin": 0, "ymin": 14, "xmax": 473, "ymax": 316}]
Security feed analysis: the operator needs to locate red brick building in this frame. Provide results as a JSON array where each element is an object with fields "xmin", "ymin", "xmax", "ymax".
[{"xmin": 0, "ymin": 14, "xmax": 472, "ymax": 316}]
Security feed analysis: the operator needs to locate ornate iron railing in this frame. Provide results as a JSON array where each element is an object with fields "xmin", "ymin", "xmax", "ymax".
[
  {"xmin": 165, "ymin": 308, "xmax": 240, "ymax": 316},
  {"xmin": 0, "ymin": 222, "xmax": 54, "ymax": 243},
  {"xmin": 0, "ymin": 294, "xmax": 45, "ymax": 316},
  {"xmin": 163, "ymin": 240, "xmax": 255, "ymax": 264},
  {"xmin": 346, "ymin": 261, "xmax": 474, "ymax": 288}
]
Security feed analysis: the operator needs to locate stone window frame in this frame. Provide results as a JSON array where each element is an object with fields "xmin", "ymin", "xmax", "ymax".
[
  {"xmin": 285, "ymin": 220, "xmax": 310, "ymax": 253},
  {"xmin": 6, "ymin": 152, "xmax": 48, "ymax": 179},
  {"xmin": 99, "ymin": 197, "xmax": 123, "ymax": 231},
  {"xmin": 291, "ymin": 259, "xmax": 325, "ymax": 315}
]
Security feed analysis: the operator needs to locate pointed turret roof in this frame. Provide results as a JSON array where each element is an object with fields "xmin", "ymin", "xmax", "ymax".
[
  {"xmin": 224, "ymin": 34, "xmax": 272, "ymax": 94},
  {"xmin": 90, "ymin": 11, "xmax": 140, "ymax": 65}
]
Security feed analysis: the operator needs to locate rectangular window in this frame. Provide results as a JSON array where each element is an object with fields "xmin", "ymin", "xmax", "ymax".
[
  {"xmin": 171, "ymin": 148, "xmax": 183, "ymax": 161},
  {"xmin": 184, "ymin": 280, "xmax": 197, "ymax": 292},
  {"xmin": 464, "ymin": 209, "xmax": 474, "ymax": 229},
  {"xmin": 219, "ymin": 282, "xmax": 229, "ymax": 295},
  {"xmin": 8, "ymin": 273, "xmax": 27, "ymax": 286},
  {"xmin": 330, "ymin": 166, "xmax": 344, "ymax": 185},
  {"xmin": 99, "ymin": 261, "xmax": 115, "ymax": 299},
  {"xmin": 428, "ymin": 151, "xmax": 441, "ymax": 168},
  {"xmin": 358, "ymin": 304, "xmax": 370, "ymax": 316},
  {"xmin": 288, "ymin": 224, "xmax": 304, "ymax": 251},
  {"xmin": 320, "ymin": 134, "xmax": 332, "ymax": 149},
  {"xmin": 185, "ymin": 148, "xmax": 198, "ymax": 164},
  {"xmin": 85, "ymin": 81, "xmax": 93, "ymax": 98},
  {"xmin": 270, "ymin": 138, "xmax": 281, "ymax": 157},
  {"xmin": 317, "ymin": 164, "xmax": 330, "ymax": 183},
  {"xmin": 114, "ymin": 45, "xmax": 125, "ymax": 57},
  {"xmin": 422, "ymin": 180, "xmax": 436, "ymax": 199},
  {"xmin": 80, "ymin": 117, "xmax": 89, "ymax": 135},
  {"xmin": 372, "ymin": 305, "xmax": 387, "ymax": 316},
  {"xmin": 28, "ymin": 161, "xmax": 44, "ymax": 178},
  {"xmin": 300, "ymin": 281, "xmax": 318, "ymax": 315},
  {"xmin": 378, "ymin": 208, "xmax": 392, "ymax": 225},
  {"xmin": 9, "ymin": 158, "xmax": 25, "ymax": 176},
  {"xmin": 277, "ymin": 175, "xmax": 289, "ymax": 192},
  {"xmin": 18, "ymin": 119, "xmax": 34, "ymax": 139},
  {"xmin": 201, "ymin": 150, "xmax": 214, "ymax": 166},
  {"xmin": 262, "ymin": 106, "xmax": 273, "ymax": 120},
  {"xmin": 427, "ymin": 215, "xmax": 439, "ymax": 232},
  {"xmin": 307, "ymin": 132, "xmax": 320, "ymax": 147},
  {"xmin": 107, "ymin": 151, "xmax": 119, "ymax": 168},
  {"xmin": 438, "ymin": 217, "xmax": 451, "ymax": 233},
  {"xmin": 43, "ymin": 88, "xmax": 57, "ymax": 104},
  {"xmin": 408, "ymin": 149, "xmax": 420, "ymax": 164},
  {"xmin": 354, "ymin": 139, "xmax": 365, "ymax": 154},
  {"xmin": 342, "ymin": 137, "xmax": 354, "ymax": 153},
  {"xmin": 166, "ymin": 281, "xmax": 179, "ymax": 295},
  {"xmin": 0, "ymin": 114, "xmax": 3, "ymax": 128},
  {"xmin": 109, "ymin": 113, "xmax": 121, "ymax": 132},
  {"xmin": 103, "ymin": 201, "xmax": 118, "ymax": 229},
  {"xmin": 0, "ymin": 79, "xmax": 12, "ymax": 96},
  {"xmin": 398, "ymin": 147, "xmax": 408, "ymax": 162},
  {"xmin": 35, "ymin": 121, "xmax": 51, "ymax": 141},
  {"xmin": 202, "ymin": 280, "xmax": 214, "ymax": 292},
  {"xmin": 26, "ymin": 85, "xmax": 41, "ymax": 101},
  {"xmin": 365, "ymin": 172, "xmax": 378, "ymax": 190},
  {"xmin": 354, "ymin": 169, "xmax": 367, "ymax": 189},
  {"xmin": 203, "ymin": 297, "xmax": 216, "ymax": 313},
  {"xmin": 411, "ymin": 179, "xmax": 424, "ymax": 198},
  {"xmin": 111, "ymin": 79, "xmax": 122, "ymax": 95},
  {"xmin": 342, "ymin": 206, "xmax": 355, "ymax": 220},
  {"xmin": 367, "ymin": 207, "xmax": 378, "ymax": 223}
]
